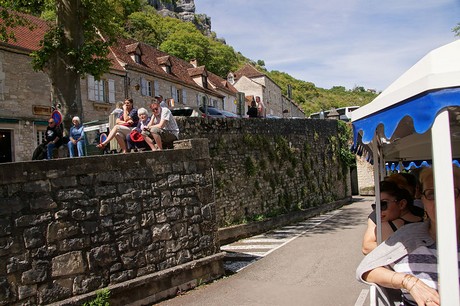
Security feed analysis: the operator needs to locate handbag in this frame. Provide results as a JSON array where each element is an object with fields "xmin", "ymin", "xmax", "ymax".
[{"xmin": 130, "ymin": 130, "xmax": 144, "ymax": 142}]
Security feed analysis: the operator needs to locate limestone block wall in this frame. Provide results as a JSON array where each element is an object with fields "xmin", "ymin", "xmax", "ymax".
[
  {"xmin": 0, "ymin": 139, "xmax": 221, "ymax": 305},
  {"xmin": 356, "ymin": 156, "xmax": 375, "ymax": 195},
  {"xmin": 175, "ymin": 117, "xmax": 351, "ymax": 227}
]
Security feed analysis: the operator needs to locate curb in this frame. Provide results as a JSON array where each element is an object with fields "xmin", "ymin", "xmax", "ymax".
[{"xmin": 218, "ymin": 196, "xmax": 353, "ymax": 245}]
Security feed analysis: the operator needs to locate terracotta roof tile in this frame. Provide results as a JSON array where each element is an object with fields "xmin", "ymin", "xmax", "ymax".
[
  {"xmin": 234, "ymin": 63, "xmax": 265, "ymax": 80},
  {"xmin": 157, "ymin": 55, "xmax": 171, "ymax": 65},
  {"xmin": 2, "ymin": 11, "xmax": 229, "ymax": 98},
  {"xmin": 187, "ymin": 66, "xmax": 206, "ymax": 77},
  {"xmin": 110, "ymin": 38, "xmax": 224, "ymax": 97},
  {"xmin": 0, "ymin": 12, "xmax": 49, "ymax": 52},
  {"xmin": 125, "ymin": 42, "xmax": 140, "ymax": 54}
]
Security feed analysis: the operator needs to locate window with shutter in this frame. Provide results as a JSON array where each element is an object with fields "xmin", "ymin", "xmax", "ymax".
[
  {"xmin": 88, "ymin": 75, "xmax": 95, "ymax": 101},
  {"xmin": 154, "ymin": 80, "xmax": 160, "ymax": 96},
  {"xmin": 182, "ymin": 89, "xmax": 187, "ymax": 105},
  {"xmin": 108, "ymin": 79, "xmax": 115, "ymax": 103},
  {"xmin": 141, "ymin": 78, "xmax": 147, "ymax": 96}
]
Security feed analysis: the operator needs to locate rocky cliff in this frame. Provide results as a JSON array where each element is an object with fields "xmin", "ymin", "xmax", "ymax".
[{"xmin": 148, "ymin": 0, "xmax": 212, "ymax": 35}]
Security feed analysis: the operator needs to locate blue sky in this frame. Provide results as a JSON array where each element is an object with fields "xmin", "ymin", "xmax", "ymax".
[{"xmin": 195, "ymin": 0, "xmax": 460, "ymax": 91}]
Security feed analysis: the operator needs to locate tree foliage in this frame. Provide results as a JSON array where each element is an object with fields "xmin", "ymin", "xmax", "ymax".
[{"xmin": 454, "ymin": 22, "xmax": 460, "ymax": 37}]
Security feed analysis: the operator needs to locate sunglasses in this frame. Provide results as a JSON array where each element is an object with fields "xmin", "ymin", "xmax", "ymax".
[
  {"xmin": 151, "ymin": 107, "xmax": 159, "ymax": 111},
  {"xmin": 371, "ymin": 199, "xmax": 399, "ymax": 211},
  {"xmin": 422, "ymin": 188, "xmax": 460, "ymax": 201}
]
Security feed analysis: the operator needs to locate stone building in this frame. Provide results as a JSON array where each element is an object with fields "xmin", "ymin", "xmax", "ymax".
[
  {"xmin": 0, "ymin": 13, "xmax": 238, "ymax": 163},
  {"xmin": 229, "ymin": 63, "xmax": 305, "ymax": 118}
]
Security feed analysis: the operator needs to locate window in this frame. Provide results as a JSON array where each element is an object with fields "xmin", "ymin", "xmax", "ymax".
[
  {"xmin": 87, "ymin": 75, "xmax": 115, "ymax": 103},
  {"xmin": 141, "ymin": 78, "xmax": 152, "ymax": 96},
  {"xmin": 134, "ymin": 54, "xmax": 141, "ymax": 64},
  {"xmin": 36, "ymin": 129, "xmax": 46, "ymax": 146},
  {"xmin": 0, "ymin": 79, "xmax": 4, "ymax": 100},
  {"xmin": 202, "ymin": 75, "xmax": 208, "ymax": 89},
  {"xmin": 182, "ymin": 89, "xmax": 187, "ymax": 105},
  {"xmin": 154, "ymin": 80, "xmax": 160, "ymax": 97}
]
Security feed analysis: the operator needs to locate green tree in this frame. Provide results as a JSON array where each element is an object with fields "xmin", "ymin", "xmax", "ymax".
[
  {"xmin": 453, "ymin": 22, "xmax": 460, "ymax": 37},
  {"xmin": 1, "ymin": 0, "xmax": 121, "ymax": 129},
  {"xmin": 160, "ymin": 29, "xmax": 210, "ymax": 65},
  {"xmin": 206, "ymin": 39, "xmax": 239, "ymax": 77}
]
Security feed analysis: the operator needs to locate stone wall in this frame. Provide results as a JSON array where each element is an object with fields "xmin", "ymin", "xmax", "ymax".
[
  {"xmin": 0, "ymin": 139, "xmax": 224, "ymax": 305},
  {"xmin": 175, "ymin": 117, "xmax": 351, "ymax": 227},
  {"xmin": 356, "ymin": 156, "xmax": 375, "ymax": 195},
  {"xmin": 0, "ymin": 118, "xmax": 351, "ymax": 304}
]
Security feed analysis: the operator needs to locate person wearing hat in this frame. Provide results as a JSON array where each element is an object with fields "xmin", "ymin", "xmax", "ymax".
[{"xmin": 126, "ymin": 107, "xmax": 150, "ymax": 151}]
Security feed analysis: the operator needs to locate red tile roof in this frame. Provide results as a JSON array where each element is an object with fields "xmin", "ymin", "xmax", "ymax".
[
  {"xmin": 0, "ymin": 11, "xmax": 49, "ymax": 52},
  {"xmin": 110, "ymin": 37, "xmax": 225, "ymax": 97},
  {"xmin": 234, "ymin": 63, "xmax": 265, "ymax": 80},
  {"xmin": 1, "ymin": 11, "xmax": 232, "ymax": 98}
]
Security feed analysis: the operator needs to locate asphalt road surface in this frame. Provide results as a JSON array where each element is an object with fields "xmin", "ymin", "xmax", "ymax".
[{"xmin": 157, "ymin": 197, "xmax": 374, "ymax": 306}]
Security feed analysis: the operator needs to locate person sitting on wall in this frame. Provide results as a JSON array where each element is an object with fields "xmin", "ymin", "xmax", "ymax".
[
  {"xmin": 45, "ymin": 118, "xmax": 63, "ymax": 160},
  {"xmin": 126, "ymin": 107, "xmax": 150, "ymax": 152},
  {"xmin": 97, "ymin": 98, "xmax": 138, "ymax": 153},
  {"xmin": 142, "ymin": 100, "xmax": 179, "ymax": 150},
  {"xmin": 67, "ymin": 116, "xmax": 86, "ymax": 158}
]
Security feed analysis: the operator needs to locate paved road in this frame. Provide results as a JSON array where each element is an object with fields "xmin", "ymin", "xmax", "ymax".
[{"xmin": 157, "ymin": 197, "xmax": 373, "ymax": 306}]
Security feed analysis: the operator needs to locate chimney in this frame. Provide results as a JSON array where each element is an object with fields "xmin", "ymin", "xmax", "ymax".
[{"xmin": 190, "ymin": 59, "xmax": 198, "ymax": 68}]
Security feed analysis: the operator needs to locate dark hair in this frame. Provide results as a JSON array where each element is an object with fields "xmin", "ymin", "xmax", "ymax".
[
  {"xmin": 400, "ymin": 172, "xmax": 417, "ymax": 189},
  {"xmin": 380, "ymin": 180, "xmax": 424, "ymax": 217},
  {"xmin": 380, "ymin": 181, "xmax": 413, "ymax": 206},
  {"xmin": 125, "ymin": 98, "xmax": 134, "ymax": 104}
]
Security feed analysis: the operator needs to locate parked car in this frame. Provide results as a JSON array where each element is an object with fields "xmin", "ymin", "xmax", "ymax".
[
  {"xmin": 219, "ymin": 110, "xmax": 240, "ymax": 118},
  {"xmin": 171, "ymin": 106, "xmax": 226, "ymax": 118},
  {"xmin": 265, "ymin": 114, "xmax": 282, "ymax": 119}
]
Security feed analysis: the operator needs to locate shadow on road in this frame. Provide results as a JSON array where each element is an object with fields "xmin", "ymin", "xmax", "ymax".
[{"xmin": 301, "ymin": 205, "xmax": 370, "ymax": 237}]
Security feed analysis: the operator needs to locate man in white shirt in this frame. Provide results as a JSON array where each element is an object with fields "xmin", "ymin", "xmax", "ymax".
[
  {"xmin": 142, "ymin": 100, "xmax": 179, "ymax": 150},
  {"xmin": 155, "ymin": 95, "xmax": 167, "ymax": 108}
]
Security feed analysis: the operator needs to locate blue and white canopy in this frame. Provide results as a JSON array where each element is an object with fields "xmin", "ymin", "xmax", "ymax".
[{"xmin": 352, "ymin": 39, "xmax": 460, "ymax": 305}]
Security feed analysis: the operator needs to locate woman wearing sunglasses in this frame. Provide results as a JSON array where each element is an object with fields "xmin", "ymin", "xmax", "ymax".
[
  {"xmin": 357, "ymin": 167, "xmax": 460, "ymax": 306},
  {"xmin": 362, "ymin": 177, "xmax": 424, "ymax": 255}
]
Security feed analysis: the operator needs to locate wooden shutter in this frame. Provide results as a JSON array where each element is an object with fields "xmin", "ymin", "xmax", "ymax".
[
  {"xmin": 87, "ymin": 75, "xmax": 95, "ymax": 101},
  {"xmin": 108, "ymin": 79, "xmax": 115, "ymax": 103}
]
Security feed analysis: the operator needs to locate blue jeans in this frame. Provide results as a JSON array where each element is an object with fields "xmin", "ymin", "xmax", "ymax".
[
  {"xmin": 67, "ymin": 140, "xmax": 85, "ymax": 157},
  {"xmin": 47, "ymin": 142, "xmax": 56, "ymax": 159}
]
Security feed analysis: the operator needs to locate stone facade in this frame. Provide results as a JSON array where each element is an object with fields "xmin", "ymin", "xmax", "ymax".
[
  {"xmin": 0, "ymin": 50, "xmax": 52, "ymax": 162},
  {"xmin": 232, "ymin": 64, "xmax": 304, "ymax": 118},
  {"xmin": 356, "ymin": 156, "xmax": 375, "ymax": 195},
  {"xmin": 0, "ymin": 138, "xmax": 224, "ymax": 305}
]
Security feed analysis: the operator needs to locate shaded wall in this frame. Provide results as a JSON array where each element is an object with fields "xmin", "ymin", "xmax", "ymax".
[
  {"xmin": 0, "ymin": 139, "xmax": 222, "ymax": 305},
  {"xmin": 176, "ymin": 117, "xmax": 351, "ymax": 227}
]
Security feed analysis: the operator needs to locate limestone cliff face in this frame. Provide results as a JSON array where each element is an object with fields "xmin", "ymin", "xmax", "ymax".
[{"xmin": 148, "ymin": 0, "xmax": 212, "ymax": 35}]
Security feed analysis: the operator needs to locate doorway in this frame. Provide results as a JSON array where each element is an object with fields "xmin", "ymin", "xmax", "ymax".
[{"xmin": 0, "ymin": 129, "xmax": 12, "ymax": 163}]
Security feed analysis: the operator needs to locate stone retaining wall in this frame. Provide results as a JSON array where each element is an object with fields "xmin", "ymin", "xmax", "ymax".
[
  {"xmin": 176, "ymin": 117, "xmax": 351, "ymax": 227},
  {"xmin": 0, "ymin": 118, "xmax": 351, "ymax": 305},
  {"xmin": 0, "ymin": 138, "xmax": 223, "ymax": 305}
]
